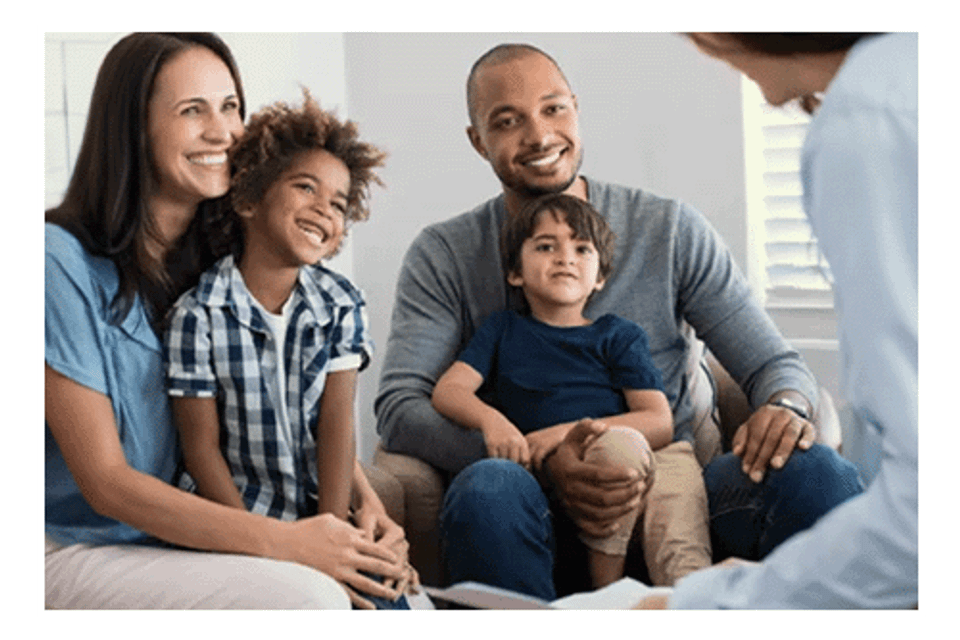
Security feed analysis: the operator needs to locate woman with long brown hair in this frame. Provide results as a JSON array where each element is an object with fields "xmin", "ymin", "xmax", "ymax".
[{"xmin": 45, "ymin": 32, "xmax": 408, "ymax": 609}]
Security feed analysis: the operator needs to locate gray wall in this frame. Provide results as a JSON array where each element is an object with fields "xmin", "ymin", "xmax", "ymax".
[{"xmin": 344, "ymin": 33, "xmax": 748, "ymax": 460}]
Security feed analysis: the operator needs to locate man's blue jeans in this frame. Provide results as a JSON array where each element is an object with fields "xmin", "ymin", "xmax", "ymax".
[{"xmin": 439, "ymin": 444, "xmax": 863, "ymax": 601}]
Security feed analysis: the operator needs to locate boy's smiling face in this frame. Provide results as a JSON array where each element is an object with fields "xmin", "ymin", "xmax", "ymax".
[
  {"xmin": 507, "ymin": 209, "xmax": 605, "ymax": 322},
  {"xmin": 240, "ymin": 148, "xmax": 351, "ymax": 268}
]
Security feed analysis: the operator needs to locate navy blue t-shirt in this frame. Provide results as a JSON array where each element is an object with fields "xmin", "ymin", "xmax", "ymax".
[{"xmin": 457, "ymin": 310, "xmax": 664, "ymax": 434}]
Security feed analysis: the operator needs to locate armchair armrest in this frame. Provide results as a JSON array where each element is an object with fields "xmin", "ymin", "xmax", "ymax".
[
  {"xmin": 705, "ymin": 351, "xmax": 841, "ymax": 451},
  {"xmin": 373, "ymin": 444, "xmax": 446, "ymax": 586}
]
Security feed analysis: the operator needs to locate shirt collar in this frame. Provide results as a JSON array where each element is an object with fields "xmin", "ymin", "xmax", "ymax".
[{"xmin": 192, "ymin": 255, "xmax": 336, "ymax": 331}]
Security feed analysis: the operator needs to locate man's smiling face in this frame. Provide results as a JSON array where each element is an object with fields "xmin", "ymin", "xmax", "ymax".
[{"xmin": 467, "ymin": 52, "xmax": 583, "ymax": 203}]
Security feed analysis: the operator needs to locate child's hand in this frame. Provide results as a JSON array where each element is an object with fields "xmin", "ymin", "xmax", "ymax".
[
  {"xmin": 355, "ymin": 506, "xmax": 408, "ymax": 554},
  {"xmin": 481, "ymin": 417, "xmax": 530, "ymax": 468},
  {"xmin": 526, "ymin": 424, "xmax": 573, "ymax": 471},
  {"xmin": 286, "ymin": 513, "xmax": 405, "ymax": 609}
]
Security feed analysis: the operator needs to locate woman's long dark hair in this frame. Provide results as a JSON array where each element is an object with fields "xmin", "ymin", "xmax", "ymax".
[{"xmin": 45, "ymin": 32, "xmax": 246, "ymax": 329}]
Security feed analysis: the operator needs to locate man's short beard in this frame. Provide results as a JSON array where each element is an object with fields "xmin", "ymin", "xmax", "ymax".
[
  {"xmin": 516, "ymin": 173, "xmax": 579, "ymax": 198},
  {"xmin": 496, "ymin": 149, "xmax": 584, "ymax": 199}
]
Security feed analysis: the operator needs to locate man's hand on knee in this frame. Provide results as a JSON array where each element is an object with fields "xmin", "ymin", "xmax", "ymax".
[
  {"xmin": 546, "ymin": 419, "xmax": 645, "ymax": 537},
  {"xmin": 732, "ymin": 403, "xmax": 815, "ymax": 483}
]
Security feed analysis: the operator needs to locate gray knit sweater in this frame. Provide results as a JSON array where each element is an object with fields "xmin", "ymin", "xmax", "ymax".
[{"xmin": 375, "ymin": 177, "xmax": 817, "ymax": 474}]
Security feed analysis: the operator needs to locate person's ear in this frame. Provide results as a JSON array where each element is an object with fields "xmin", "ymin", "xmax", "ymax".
[
  {"xmin": 594, "ymin": 276, "xmax": 605, "ymax": 291},
  {"xmin": 467, "ymin": 125, "xmax": 489, "ymax": 161},
  {"xmin": 506, "ymin": 269, "xmax": 524, "ymax": 288}
]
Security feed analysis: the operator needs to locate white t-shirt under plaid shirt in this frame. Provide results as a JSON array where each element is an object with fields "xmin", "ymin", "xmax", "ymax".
[{"xmin": 164, "ymin": 254, "xmax": 372, "ymax": 520}]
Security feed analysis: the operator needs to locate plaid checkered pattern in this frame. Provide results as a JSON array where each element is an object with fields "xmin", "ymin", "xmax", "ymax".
[{"xmin": 164, "ymin": 255, "xmax": 372, "ymax": 520}]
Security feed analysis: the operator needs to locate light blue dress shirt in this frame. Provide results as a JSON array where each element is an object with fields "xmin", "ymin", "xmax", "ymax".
[
  {"xmin": 45, "ymin": 224, "xmax": 177, "ymax": 546},
  {"xmin": 670, "ymin": 33, "xmax": 918, "ymax": 608}
]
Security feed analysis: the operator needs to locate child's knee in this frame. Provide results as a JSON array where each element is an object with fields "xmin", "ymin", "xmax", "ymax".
[{"xmin": 583, "ymin": 426, "xmax": 655, "ymax": 478}]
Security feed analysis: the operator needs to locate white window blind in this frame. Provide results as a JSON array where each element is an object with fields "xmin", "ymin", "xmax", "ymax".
[
  {"xmin": 741, "ymin": 78, "xmax": 834, "ymax": 309},
  {"xmin": 45, "ymin": 33, "xmax": 122, "ymax": 210}
]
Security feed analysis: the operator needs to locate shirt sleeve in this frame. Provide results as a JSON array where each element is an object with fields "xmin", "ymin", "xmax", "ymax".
[
  {"xmin": 606, "ymin": 319, "xmax": 665, "ymax": 393},
  {"xmin": 670, "ymin": 72, "xmax": 917, "ymax": 609},
  {"xmin": 374, "ymin": 228, "xmax": 487, "ymax": 473},
  {"xmin": 455, "ymin": 310, "xmax": 507, "ymax": 380},
  {"xmin": 164, "ymin": 301, "xmax": 218, "ymax": 398},
  {"xmin": 328, "ymin": 353, "xmax": 363, "ymax": 372},
  {"xmin": 327, "ymin": 286, "xmax": 374, "ymax": 372},
  {"xmin": 673, "ymin": 204, "xmax": 818, "ymax": 409},
  {"xmin": 45, "ymin": 226, "xmax": 109, "ymax": 395}
]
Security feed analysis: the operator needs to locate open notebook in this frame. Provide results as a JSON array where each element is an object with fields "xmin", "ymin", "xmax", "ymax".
[{"xmin": 423, "ymin": 577, "xmax": 673, "ymax": 610}]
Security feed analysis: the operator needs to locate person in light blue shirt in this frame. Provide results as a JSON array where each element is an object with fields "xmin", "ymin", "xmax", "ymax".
[
  {"xmin": 45, "ymin": 32, "xmax": 410, "ymax": 610},
  {"xmin": 650, "ymin": 32, "xmax": 917, "ymax": 608}
]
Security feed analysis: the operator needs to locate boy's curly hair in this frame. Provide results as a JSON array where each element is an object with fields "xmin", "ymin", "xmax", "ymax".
[{"xmin": 227, "ymin": 88, "xmax": 386, "ymax": 254}]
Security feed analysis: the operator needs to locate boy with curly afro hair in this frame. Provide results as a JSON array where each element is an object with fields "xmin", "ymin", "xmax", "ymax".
[
  {"xmin": 164, "ymin": 90, "xmax": 418, "ymax": 609},
  {"xmin": 218, "ymin": 88, "xmax": 385, "ymax": 259}
]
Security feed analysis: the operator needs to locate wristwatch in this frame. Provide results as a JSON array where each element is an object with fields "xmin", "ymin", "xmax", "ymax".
[{"xmin": 767, "ymin": 397, "xmax": 811, "ymax": 421}]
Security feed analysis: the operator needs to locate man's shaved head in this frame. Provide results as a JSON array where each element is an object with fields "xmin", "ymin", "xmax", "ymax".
[{"xmin": 466, "ymin": 43, "xmax": 571, "ymax": 128}]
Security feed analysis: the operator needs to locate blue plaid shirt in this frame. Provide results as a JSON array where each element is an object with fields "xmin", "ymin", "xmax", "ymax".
[{"xmin": 164, "ymin": 255, "xmax": 372, "ymax": 520}]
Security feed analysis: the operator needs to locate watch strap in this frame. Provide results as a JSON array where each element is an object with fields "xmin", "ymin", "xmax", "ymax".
[{"xmin": 767, "ymin": 397, "xmax": 811, "ymax": 421}]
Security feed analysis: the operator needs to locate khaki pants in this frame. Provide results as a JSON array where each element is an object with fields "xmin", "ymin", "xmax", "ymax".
[{"xmin": 578, "ymin": 427, "xmax": 711, "ymax": 586}]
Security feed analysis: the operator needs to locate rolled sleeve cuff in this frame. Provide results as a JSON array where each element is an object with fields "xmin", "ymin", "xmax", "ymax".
[
  {"xmin": 328, "ymin": 353, "xmax": 363, "ymax": 373},
  {"xmin": 167, "ymin": 376, "xmax": 218, "ymax": 397}
]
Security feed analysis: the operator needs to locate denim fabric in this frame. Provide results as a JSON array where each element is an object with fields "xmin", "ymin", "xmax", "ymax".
[
  {"xmin": 704, "ymin": 444, "xmax": 863, "ymax": 562},
  {"xmin": 440, "ymin": 445, "xmax": 863, "ymax": 601},
  {"xmin": 440, "ymin": 459, "xmax": 556, "ymax": 600},
  {"xmin": 355, "ymin": 572, "xmax": 411, "ymax": 610}
]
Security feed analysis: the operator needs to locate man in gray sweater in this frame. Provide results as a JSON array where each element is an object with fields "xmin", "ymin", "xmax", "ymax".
[{"xmin": 375, "ymin": 43, "xmax": 861, "ymax": 599}]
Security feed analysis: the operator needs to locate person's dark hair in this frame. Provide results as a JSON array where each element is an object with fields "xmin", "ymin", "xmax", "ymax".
[
  {"xmin": 228, "ymin": 88, "xmax": 386, "ymax": 258},
  {"xmin": 691, "ymin": 33, "xmax": 881, "ymax": 56},
  {"xmin": 466, "ymin": 43, "xmax": 571, "ymax": 128},
  {"xmin": 689, "ymin": 33, "xmax": 883, "ymax": 114},
  {"xmin": 501, "ymin": 193, "xmax": 615, "ymax": 283},
  {"xmin": 45, "ymin": 32, "xmax": 246, "ymax": 329},
  {"xmin": 731, "ymin": 33, "xmax": 883, "ymax": 55}
]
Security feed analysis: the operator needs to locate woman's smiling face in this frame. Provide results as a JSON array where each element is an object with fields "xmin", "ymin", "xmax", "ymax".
[{"xmin": 146, "ymin": 45, "xmax": 244, "ymax": 211}]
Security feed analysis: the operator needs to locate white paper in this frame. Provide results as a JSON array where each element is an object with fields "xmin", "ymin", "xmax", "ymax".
[{"xmin": 551, "ymin": 577, "xmax": 673, "ymax": 610}]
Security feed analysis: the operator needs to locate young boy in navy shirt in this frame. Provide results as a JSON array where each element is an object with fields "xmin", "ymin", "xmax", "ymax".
[{"xmin": 433, "ymin": 193, "xmax": 710, "ymax": 589}]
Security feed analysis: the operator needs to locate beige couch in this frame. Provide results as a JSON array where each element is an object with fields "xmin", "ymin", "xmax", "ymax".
[{"xmin": 367, "ymin": 353, "xmax": 841, "ymax": 587}]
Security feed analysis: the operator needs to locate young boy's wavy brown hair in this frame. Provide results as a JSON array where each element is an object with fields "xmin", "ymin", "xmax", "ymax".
[
  {"xmin": 226, "ymin": 88, "xmax": 386, "ymax": 256},
  {"xmin": 501, "ymin": 193, "xmax": 616, "ymax": 282}
]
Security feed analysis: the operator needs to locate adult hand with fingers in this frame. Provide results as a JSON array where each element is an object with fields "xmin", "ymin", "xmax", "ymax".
[
  {"xmin": 287, "ymin": 513, "xmax": 406, "ymax": 609},
  {"xmin": 732, "ymin": 394, "xmax": 816, "ymax": 483},
  {"xmin": 353, "ymin": 504, "xmax": 418, "ymax": 598},
  {"xmin": 545, "ymin": 419, "xmax": 645, "ymax": 538}
]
